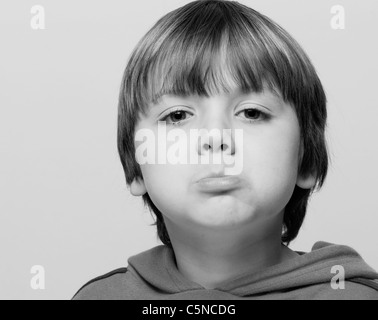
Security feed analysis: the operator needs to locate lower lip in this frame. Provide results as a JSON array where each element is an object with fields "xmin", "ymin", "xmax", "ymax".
[{"xmin": 196, "ymin": 176, "xmax": 241, "ymax": 193}]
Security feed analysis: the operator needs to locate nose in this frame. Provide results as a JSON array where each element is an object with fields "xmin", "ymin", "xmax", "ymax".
[
  {"xmin": 199, "ymin": 132, "xmax": 234, "ymax": 154},
  {"xmin": 197, "ymin": 119, "xmax": 236, "ymax": 157}
]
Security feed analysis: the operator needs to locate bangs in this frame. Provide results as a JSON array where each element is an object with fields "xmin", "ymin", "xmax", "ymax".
[
  {"xmin": 147, "ymin": 27, "xmax": 282, "ymax": 107},
  {"xmin": 126, "ymin": 0, "xmax": 319, "ymax": 116}
]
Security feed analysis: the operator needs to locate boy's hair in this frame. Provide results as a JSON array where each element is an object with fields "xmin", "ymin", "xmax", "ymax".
[{"xmin": 117, "ymin": 0, "xmax": 329, "ymax": 246}]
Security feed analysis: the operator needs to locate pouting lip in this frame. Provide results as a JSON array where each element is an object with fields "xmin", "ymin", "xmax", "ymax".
[
  {"xmin": 195, "ymin": 174, "xmax": 242, "ymax": 193},
  {"xmin": 194, "ymin": 169, "xmax": 240, "ymax": 183}
]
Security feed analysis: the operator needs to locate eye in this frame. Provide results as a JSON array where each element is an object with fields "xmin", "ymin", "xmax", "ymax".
[
  {"xmin": 236, "ymin": 108, "xmax": 270, "ymax": 122},
  {"xmin": 160, "ymin": 108, "xmax": 193, "ymax": 125}
]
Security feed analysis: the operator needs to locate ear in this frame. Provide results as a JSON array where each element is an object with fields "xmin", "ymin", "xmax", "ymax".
[
  {"xmin": 130, "ymin": 177, "xmax": 147, "ymax": 196},
  {"xmin": 296, "ymin": 140, "xmax": 317, "ymax": 189},
  {"xmin": 296, "ymin": 172, "xmax": 317, "ymax": 189}
]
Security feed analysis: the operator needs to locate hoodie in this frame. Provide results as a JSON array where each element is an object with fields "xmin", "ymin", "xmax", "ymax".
[{"xmin": 72, "ymin": 242, "xmax": 378, "ymax": 300}]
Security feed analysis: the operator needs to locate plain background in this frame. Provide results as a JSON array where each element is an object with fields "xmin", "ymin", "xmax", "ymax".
[{"xmin": 0, "ymin": 0, "xmax": 377, "ymax": 300}]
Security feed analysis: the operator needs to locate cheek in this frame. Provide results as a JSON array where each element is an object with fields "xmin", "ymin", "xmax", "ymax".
[
  {"xmin": 141, "ymin": 164, "xmax": 174, "ymax": 193},
  {"xmin": 242, "ymin": 126, "xmax": 301, "ymax": 189},
  {"xmin": 140, "ymin": 163, "xmax": 190, "ymax": 212}
]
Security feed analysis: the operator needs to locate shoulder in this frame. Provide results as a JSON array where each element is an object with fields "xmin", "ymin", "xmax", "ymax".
[
  {"xmin": 348, "ymin": 278, "xmax": 378, "ymax": 298},
  {"xmin": 309, "ymin": 278, "xmax": 378, "ymax": 300},
  {"xmin": 72, "ymin": 267, "xmax": 128, "ymax": 300}
]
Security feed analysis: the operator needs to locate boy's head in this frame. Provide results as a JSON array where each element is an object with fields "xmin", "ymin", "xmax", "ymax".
[{"xmin": 117, "ymin": 0, "xmax": 329, "ymax": 247}]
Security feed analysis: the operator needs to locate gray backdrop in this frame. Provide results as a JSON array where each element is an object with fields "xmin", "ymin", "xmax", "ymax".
[{"xmin": 0, "ymin": 0, "xmax": 377, "ymax": 299}]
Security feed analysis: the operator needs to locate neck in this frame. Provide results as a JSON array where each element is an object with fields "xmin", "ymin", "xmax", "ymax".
[{"xmin": 164, "ymin": 215, "xmax": 298, "ymax": 289}]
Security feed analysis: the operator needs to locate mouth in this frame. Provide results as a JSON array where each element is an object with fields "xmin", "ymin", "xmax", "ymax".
[{"xmin": 195, "ymin": 175, "xmax": 242, "ymax": 193}]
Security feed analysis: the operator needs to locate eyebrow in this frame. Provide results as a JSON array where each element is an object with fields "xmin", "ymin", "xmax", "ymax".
[
  {"xmin": 152, "ymin": 85, "xmax": 284, "ymax": 103},
  {"xmin": 152, "ymin": 92, "xmax": 190, "ymax": 105},
  {"xmin": 151, "ymin": 90, "xmax": 284, "ymax": 110}
]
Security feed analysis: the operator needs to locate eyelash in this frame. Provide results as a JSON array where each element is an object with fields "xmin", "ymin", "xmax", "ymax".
[{"xmin": 159, "ymin": 107, "xmax": 270, "ymax": 125}]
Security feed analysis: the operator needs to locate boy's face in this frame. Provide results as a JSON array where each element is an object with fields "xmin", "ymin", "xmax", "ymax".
[{"xmin": 131, "ymin": 87, "xmax": 315, "ymax": 234}]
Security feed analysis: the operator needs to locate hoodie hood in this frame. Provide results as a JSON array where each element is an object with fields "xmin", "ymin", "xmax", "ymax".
[
  {"xmin": 73, "ymin": 241, "xmax": 378, "ymax": 300},
  {"xmin": 126, "ymin": 241, "xmax": 378, "ymax": 299}
]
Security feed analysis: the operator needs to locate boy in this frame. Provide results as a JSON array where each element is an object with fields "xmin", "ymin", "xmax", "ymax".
[{"xmin": 73, "ymin": 0, "xmax": 378, "ymax": 299}]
